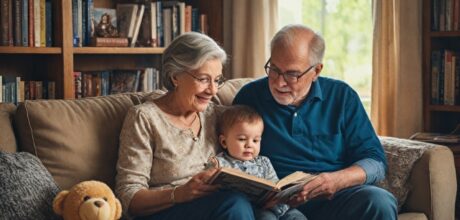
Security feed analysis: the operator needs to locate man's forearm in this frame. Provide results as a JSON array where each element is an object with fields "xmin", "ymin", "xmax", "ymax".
[{"xmin": 332, "ymin": 165, "xmax": 367, "ymax": 190}]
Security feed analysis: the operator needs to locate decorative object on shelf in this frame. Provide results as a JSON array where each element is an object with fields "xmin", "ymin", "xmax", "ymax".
[{"xmin": 94, "ymin": 12, "xmax": 118, "ymax": 38}]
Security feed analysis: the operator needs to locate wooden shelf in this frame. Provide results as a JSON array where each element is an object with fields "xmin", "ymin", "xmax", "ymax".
[
  {"xmin": 73, "ymin": 47, "xmax": 165, "ymax": 54},
  {"xmin": 428, "ymin": 105, "xmax": 460, "ymax": 112},
  {"xmin": 0, "ymin": 47, "xmax": 62, "ymax": 54},
  {"xmin": 430, "ymin": 31, "xmax": 460, "ymax": 37}
]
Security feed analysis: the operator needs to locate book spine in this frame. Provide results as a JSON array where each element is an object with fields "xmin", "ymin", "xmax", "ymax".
[
  {"xmin": 21, "ymin": 0, "xmax": 28, "ymax": 46},
  {"xmin": 13, "ymin": 0, "xmax": 22, "ymax": 46},
  {"xmin": 28, "ymin": 0, "xmax": 33, "ymax": 47},
  {"xmin": 8, "ymin": 0, "xmax": 13, "ymax": 45},
  {"xmin": 0, "ymin": 0, "xmax": 9, "ymax": 46},
  {"xmin": 184, "ymin": 5, "xmax": 191, "ymax": 33},
  {"xmin": 431, "ymin": 50, "xmax": 441, "ymax": 104},
  {"xmin": 130, "ymin": 4, "xmax": 144, "ymax": 47},
  {"xmin": 72, "ymin": 0, "xmax": 78, "ymax": 47},
  {"xmin": 191, "ymin": 8, "xmax": 199, "ymax": 32},
  {"xmin": 85, "ymin": 0, "xmax": 92, "ymax": 46},
  {"xmin": 77, "ymin": 0, "xmax": 82, "ymax": 47},
  {"xmin": 45, "ymin": 0, "xmax": 51, "ymax": 46},
  {"xmin": 150, "ymin": 2, "xmax": 157, "ymax": 47},
  {"xmin": 33, "ymin": 0, "xmax": 40, "ymax": 47},
  {"xmin": 39, "ymin": 0, "xmax": 44, "ymax": 46},
  {"xmin": 156, "ymin": 1, "xmax": 162, "ymax": 47},
  {"xmin": 91, "ymin": 37, "xmax": 129, "ymax": 47}
]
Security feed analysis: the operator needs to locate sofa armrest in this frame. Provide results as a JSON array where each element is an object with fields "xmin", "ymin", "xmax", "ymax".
[{"xmin": 404, "ymin": 145, "xmax": 456, "ymax": 220}]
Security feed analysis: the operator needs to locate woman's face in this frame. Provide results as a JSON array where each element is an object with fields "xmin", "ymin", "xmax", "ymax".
[{"xmin": 173, "ymin": 59, "xmax": 223, "ymax": 112}]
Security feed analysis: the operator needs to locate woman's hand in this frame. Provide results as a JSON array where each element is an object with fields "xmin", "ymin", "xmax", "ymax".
[{"xmin": 174, "ymin": 168, "xmax": 220, "ymax": 203}]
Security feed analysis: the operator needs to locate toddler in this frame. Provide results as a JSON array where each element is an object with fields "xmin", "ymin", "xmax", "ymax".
[{"xmin": 208, "ymin": 105, "xmax": 307, "ymax": 220}]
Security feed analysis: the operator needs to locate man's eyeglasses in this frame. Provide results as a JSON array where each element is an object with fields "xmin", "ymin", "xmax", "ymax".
[
  {"xmin": 264, "ymin": 59, "xmax": 316, "ymax": 84},
  {"xmin": 184, "ymin": 71, "xmax": 226, "ymax": 88}
]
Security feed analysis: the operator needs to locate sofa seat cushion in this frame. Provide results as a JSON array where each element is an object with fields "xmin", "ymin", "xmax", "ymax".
[
  {"xmin": 0, "ymin": 151, "xmax": 60, "ymax": 219},
  {"xmin": 14, "ymin": 94, "xmax": 136, "ymax": 190},
  {"xmin": 0, "ymin": 103, "xmax": 17, "ymax": 152},
  {"xmin": 398, "ymin": 212, "xmax": 428, "ymax": 220}
]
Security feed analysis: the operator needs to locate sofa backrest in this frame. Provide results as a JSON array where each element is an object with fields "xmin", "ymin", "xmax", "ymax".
[
  {"xmin": 213, "ymin": 78, "xmax": 253, "ymax": 106},
  {"xmin": 5, "ymin": 78, "xmax": 253, "ymax": 190},
  {"xmin": 0, "ymin": 103, "xmax": 17, "ymax": 153},
  {"xmin": 14, "ymin": 94, "xmax": 138, "ymax": 190}
]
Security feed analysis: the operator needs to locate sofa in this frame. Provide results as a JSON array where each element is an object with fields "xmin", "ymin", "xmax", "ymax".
[{"xmin": 0, "ymin": 78, "xmax": 456, "ymax": 220}]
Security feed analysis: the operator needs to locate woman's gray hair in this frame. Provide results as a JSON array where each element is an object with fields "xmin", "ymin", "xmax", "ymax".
[
  {"xmin": 162, "ymin": 32, "xmax": 227, "ymax": 91},
  {"xmin": 270, "ymin": 24, "xmax": 325, "ymax": 65}
]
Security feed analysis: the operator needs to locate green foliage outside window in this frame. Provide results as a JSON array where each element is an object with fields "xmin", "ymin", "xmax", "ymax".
[{"xmin": 279, "ymin": 0, "xmax": 372, "ymax": 113}]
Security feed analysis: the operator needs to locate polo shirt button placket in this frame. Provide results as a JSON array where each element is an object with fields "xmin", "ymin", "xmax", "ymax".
[{"xmin": 294, "ymin": 112, "xmax": 298, "ymax": 117}]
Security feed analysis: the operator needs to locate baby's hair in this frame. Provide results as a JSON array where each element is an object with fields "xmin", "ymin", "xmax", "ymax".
[{"xmin": 218, "ymin": 105, "xmax": 263, "ymax": 135}]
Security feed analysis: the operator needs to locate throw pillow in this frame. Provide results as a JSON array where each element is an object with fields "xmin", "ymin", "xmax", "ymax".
[
  {"xmin": 377, "ymin": 137, "xmax": 436, "ymax": 211},
  {"xmin": 0, "ymin": 151, "xmax": 60, "ymax": 220}
]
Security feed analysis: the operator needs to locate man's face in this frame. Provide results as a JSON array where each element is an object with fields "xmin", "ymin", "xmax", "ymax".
[{"xmin": 268, "ymin": 41, "xmax": 321, "ymax": 106}]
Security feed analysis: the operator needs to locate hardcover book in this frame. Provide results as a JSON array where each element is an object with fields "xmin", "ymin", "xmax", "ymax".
[
  {"xmin": 208, "ymin": 167, "xmax": 316, "ymax": 206},
  {"xmin": 410, "ymin": 132, "xmax": 460, "ymax": 144},
  {"xmin": 116, "ymin": 3, "xmax": 138, "ymax": 39},
  {"xmin": 91, "ymin": 37, "xmax": 128, "ymax": 47}
]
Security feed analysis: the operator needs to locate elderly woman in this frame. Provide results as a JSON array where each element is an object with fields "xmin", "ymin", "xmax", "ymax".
[{"xmin": 115, "ymin": 32, "xmax": 255, "ymax": 220}]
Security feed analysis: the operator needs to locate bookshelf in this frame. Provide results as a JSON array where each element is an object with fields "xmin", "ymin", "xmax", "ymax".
[
  {"xmin": 423, "ymin": 1, "xmax": 460, "ymax": 216},
  {"xmin": 0, "ymin": 0, "xmax": 223, "ymax": 100},
  {"xmin": 422, "ymin": 0, "xmax": 460, "ymax": 133}
]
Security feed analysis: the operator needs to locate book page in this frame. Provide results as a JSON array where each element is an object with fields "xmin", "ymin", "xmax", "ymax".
[{"xmin": 276, "ymin": 171, "xmax": 316, "ymax": 189}]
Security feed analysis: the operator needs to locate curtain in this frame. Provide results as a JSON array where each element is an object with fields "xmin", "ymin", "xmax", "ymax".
[
  {"xmin": 223, "ymin": 0, "xmax": 278, "ymax": 78},
  {"xmin": 371, "ymin": 0, "xmax": 422, "ymax": 138}
]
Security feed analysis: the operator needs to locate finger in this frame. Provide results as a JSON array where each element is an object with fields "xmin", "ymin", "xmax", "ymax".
[
  {"xmin": 197, "ymin": 168, "xmax": 219, "ymax": 182},
  {"xmin": 302, "ymin": 177, "xmax": 323, "ymax": 193},
  {"xmin": 197, "ymin": 184, "xmax": 219, "ymax": 192}
]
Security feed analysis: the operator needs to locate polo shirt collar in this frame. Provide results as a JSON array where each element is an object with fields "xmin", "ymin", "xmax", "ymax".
[{"xmin": 262, "ymin": 77, "xmax": 324, "ymax": 104}]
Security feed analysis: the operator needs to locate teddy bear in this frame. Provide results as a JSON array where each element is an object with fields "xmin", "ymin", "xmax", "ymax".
[{"xmin": 53, "ymin": 180, "xmax": 122, "ymax": 220}]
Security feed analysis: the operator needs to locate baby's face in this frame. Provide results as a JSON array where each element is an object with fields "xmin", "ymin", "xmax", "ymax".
[{"xmin": 220, "ymin": 121, "xmax": 263, "ymax": 161}]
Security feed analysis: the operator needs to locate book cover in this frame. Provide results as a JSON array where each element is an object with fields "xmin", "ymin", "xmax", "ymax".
[
  {"xmin": 116, "ymin": 3, "xmax": 138, "ymax": 39},
  {"xmin": 208, "ymin": 167, "xmax": 316, "ymax": 206}
]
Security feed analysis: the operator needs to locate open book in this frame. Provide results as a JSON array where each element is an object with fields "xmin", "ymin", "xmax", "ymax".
[{"xmin": 208, "ymin": 167, "xmax": 316, "ymax": 206}]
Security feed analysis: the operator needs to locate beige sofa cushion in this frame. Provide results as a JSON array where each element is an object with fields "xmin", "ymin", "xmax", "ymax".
[
  {"xmin": 398, "ymin": 212, "xmax": 428, "ymax": 220},
  {"xmin": 14, "ymin": 94, "xmax": 136, "ymax": 190},
  {"xmin": 0, "ymin": 103, "xmax": 17, "ymax": 153},
  {"xmin": 214, "ymin": 78, "xmax": 254, "ymax": 106}
]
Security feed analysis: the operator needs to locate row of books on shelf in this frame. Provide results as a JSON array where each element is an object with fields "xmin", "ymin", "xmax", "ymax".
[
  {"xmin": 74, "ymin": 68, "xmax": 160, "ymax": 98},
  {"xmin": 431, "ymin": 49, "xmax": 460, "ymax": 105},
  {"xmin": 431, "ymin": 0, "xmax": 460, "ymax": 31},
  {"xmin": 0, "ymin": 0, "xmax": 53, "ymax": 47},
  {"xmin": 0, "ymin": 76, "xmax": 55, "ymax": 104},
  {"xmin": 73, "ymin": 0, "xmax": 207, "ymax": 47}
]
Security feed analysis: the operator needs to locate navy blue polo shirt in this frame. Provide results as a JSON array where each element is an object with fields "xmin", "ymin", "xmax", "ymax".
[{"xmin": 233, "ymin": 77, "xmax": 386, "ymax": 183}]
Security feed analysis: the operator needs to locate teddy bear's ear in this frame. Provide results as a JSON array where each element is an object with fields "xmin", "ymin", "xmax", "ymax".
[
  {"xmin": 114, "ymin": 198, "xmax": 122, "ymax": 219},
  {"xmin": 52, "ymin": 190, "xmax": 69, "ymax": 215}
]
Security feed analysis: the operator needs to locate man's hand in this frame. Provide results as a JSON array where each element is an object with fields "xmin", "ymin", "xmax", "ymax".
[
  {"xmin": 287, "ymin": 166, "xmax": 367, "ymax": 207},
  {"xmin": 174, "ymin": 168, "xmax": 220, "ymax": 203}
]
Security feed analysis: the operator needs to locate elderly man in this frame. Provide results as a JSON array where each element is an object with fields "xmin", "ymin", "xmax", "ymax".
[{"xmin": 233, "ymin": 24, "xmax": 397, "ymax": 220}]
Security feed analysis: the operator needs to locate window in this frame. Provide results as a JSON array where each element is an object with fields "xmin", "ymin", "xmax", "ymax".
[{"xmin": 278, "ymin": 0, "xmax": 373, "ymax": 113}]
